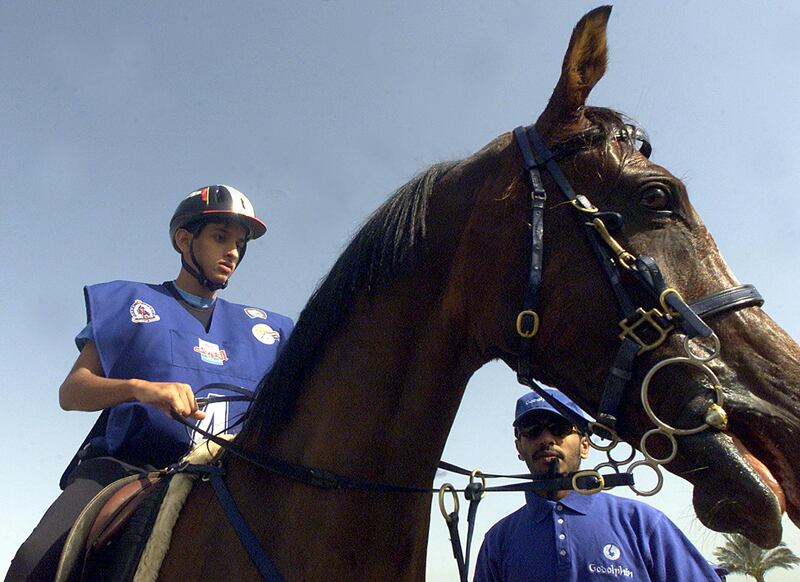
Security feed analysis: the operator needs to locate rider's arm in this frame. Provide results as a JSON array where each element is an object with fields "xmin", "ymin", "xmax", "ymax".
[{"xmin": 59, "ymin": 341, "xmax": 205, "ymax": 419}]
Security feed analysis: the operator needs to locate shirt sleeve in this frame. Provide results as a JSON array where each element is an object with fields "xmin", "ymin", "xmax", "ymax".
[
  {"xmin": 646, "ymin": 513, "xmax": 720, "ymax": 581},
  {"xmin": 75, "ymin": 321, "xmax": 94, "ymax": 351}
]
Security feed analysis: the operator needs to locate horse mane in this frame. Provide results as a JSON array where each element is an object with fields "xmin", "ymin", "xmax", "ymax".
[
  {"xmin": 242, "ymin": 106, "xmax": 638, "ymax": 444},
  {"xmin": 242, "ymin": 160, "xmax": 461, "ymax": 442}
]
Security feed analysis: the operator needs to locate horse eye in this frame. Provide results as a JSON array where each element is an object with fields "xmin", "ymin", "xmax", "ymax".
[{"xmin": 639, "ymin": 187, "xmax": 672, "ymax": 212}]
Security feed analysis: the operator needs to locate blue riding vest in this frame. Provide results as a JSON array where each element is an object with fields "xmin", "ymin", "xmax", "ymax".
[{"xmin": 79, "ymin": 280, "xmax": 293, "ymax": 468}]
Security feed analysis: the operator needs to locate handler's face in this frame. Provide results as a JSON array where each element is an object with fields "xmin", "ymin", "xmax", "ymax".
[{"xmin": 515, "ymin": 412, "xmax": 589, "ymax": 475}]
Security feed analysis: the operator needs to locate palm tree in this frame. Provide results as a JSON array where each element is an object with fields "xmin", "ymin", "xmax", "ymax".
[{"xmin": 713, "ymin": 533, "xmax": 800, "ymax": 582}]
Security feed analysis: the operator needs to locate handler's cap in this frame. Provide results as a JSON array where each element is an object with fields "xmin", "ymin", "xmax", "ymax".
[{"xmin": 513, "ymin": 386, "xmax": 592, "ymax": 428}]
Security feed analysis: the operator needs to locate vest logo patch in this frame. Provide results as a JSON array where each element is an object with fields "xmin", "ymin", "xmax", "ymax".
[
  {"xmin": 244, "ymin": 307, "xmax": 267, "ymax": 319},
  {"xmin": 603, "ymin": 543, "xmax": 621, "ymax": 561},
  {"xmin": 193, "ymin": 338, "xmax": 229, "ymax": 366},
  {"xmin": 130, "ymin": 300, "xmax": 160, "ymax": 323},
  {"xmin": 252, "ymin": 323, "xmax": 280, "ymax": 345}
]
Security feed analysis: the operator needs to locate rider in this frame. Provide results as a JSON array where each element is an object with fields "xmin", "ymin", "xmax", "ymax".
[
  {"xmin": 473, "ymin": 386, "xmax": 722, "ymax": 582},
  {"xmin": 6, "ymin": 185, "xmax": 293, "ymax": 582}
]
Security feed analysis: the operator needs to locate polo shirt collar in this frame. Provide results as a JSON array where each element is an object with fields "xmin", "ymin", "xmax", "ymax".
[{"xmin": 524, "ymin": 489, "xmax": 597, "ymax": 522}]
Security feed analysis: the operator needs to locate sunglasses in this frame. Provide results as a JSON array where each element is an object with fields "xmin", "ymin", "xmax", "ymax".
[{"xmin": 518, "ymin": 420, "xmax": 578, "ymax": 440}]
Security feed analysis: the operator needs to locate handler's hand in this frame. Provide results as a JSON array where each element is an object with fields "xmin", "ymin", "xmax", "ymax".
[{"xmin": 131, "ymin": 380, "xmax": 206, "ymax": 420}]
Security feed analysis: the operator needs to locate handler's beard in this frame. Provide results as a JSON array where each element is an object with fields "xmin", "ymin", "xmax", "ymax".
[{"xmin": 530, "ymin": 446, "xmax": 584, "ymax": 501}]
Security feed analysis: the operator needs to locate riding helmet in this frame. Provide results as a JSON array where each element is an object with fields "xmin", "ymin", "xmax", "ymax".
[{"xmin": 169, "ymin": 185, "xmax": 267, "ymax": 251}]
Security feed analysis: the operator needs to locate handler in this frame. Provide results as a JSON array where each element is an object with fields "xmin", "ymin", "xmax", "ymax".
[
  {"xmin": 6, "ymin": 185, "xmax": 293, "ymax": 581},
  {"xmin": 473, "ymin": 387, "xmax": 722, "ymax": 582}
]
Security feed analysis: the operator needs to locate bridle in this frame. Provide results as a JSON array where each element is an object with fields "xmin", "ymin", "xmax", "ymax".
[
  {"xmin": 162, "ymin": 122, "xmax": 764, "ymax": 581},
  {"xmin": 512, "ymin": 122, "xmax": 763, "ymax": 494}
]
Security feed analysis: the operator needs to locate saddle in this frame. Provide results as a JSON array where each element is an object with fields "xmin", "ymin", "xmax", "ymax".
[
  {"xmin": 55, "ymin": 473, "xmax": 166, "ymax": 582},
  {"xmin": 55, "ymin": 437, "xmax": 231, "ymax": 582},
  {"xmin": 87, "ymin": 473, "xmax": 162, "ymax": 554}
]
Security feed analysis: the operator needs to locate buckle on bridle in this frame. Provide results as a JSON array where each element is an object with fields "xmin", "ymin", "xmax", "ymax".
[
  {"xmin": 618, "ymin": 307, "xmax": 674, "ymax": 354},
  {"xmin": 516, "ymin": 310, "xmax": 540, "ymax": 338},
  {"xmin": 571, "ymin": 470, "xmax": 605, "ymax": 495}
]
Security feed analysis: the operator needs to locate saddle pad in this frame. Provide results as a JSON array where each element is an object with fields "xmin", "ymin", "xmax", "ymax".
[{"xmin": 133, "ymin": 437, "xmax": 231, "ymax": 582}]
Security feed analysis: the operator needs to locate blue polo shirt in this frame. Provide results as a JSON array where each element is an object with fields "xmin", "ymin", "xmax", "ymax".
[{"xmin": 474, "ymin": 490, "xmax": 719, "ymax": 581}]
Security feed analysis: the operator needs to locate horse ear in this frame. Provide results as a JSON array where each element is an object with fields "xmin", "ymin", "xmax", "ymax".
[{"xmin": 537, "ymin": 5, "xmax": 612, "ymax": 131}]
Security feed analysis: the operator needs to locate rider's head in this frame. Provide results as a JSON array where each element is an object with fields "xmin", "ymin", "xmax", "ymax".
[
  {"xmin": 513, "ymin": 387, "xmax": 590, "ymax": 487},
  {"xmin": 170, "ymin": 185, "xmax": 267, "ymax": 294}
]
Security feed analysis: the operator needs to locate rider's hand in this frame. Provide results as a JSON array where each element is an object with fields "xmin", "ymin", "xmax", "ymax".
[{"xmin": 130, "ymin": 379, "xmax": 207, "ymax": 420}]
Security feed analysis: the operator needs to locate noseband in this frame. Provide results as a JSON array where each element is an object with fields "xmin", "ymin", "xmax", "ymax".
[{"xmin": 513, "ymin": 123, "xmax": 764, "ymax": 494}]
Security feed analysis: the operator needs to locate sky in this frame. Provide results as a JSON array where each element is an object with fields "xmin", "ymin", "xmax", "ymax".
[{"xmin": 2, "ymin": 1, "xmax": 800, "ymax": 580}]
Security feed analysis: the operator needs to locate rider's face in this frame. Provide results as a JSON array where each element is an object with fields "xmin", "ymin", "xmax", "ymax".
[
  {"xmin": 515, "ymin": 412, "xmax": 589, "ymax": 476},
  {"xmin": 183, "ymin": 220, "xmax": 248, "ymax": 286}
]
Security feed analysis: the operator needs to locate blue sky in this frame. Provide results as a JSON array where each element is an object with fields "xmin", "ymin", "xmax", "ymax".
[{"xmin": 2, "ymin": 2, "xmax": 800, "ymax": 580}]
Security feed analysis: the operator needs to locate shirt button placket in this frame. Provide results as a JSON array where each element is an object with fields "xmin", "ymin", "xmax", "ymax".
[{"xmin": 555, "ymin": 504, "xmax": 568, "ymax": 562}]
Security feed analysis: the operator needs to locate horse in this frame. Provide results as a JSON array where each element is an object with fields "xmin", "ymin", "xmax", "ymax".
[{"xmin": 153, "ymin": 6, "xmax": 800, "ymax": 580}]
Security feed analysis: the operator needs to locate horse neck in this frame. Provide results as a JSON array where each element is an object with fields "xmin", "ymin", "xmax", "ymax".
[
  {"xmin": 212, "ymin": 139, "xmax": 519, "ymax": 579},
  {"xmin": 268, "ymin": 269, "xmax": 475, "ymax": 484},
  {"xmin": 213, "ymin": 270, "xmax": 476, "ymax": 580},
  {"xmin": 240, "ymin": 138, "xmax": 520, "ymax": 482}
]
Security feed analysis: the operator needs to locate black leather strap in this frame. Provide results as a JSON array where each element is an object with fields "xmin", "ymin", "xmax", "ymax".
[
  {"xmin": 596, "ymin": 338, "xmax": 641, "ymax": 435},
  {"xmin": 689, "ymin": 284, "xmax": 764, "ymax": 319}
]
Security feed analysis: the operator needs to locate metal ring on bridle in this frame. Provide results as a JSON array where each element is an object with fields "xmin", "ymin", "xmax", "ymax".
[
  {"xmin": 682, "ymin": 333, "xmax": 721, "ymax": 363},
  {"xmin": 438, "ymin": 483, "xmax": 459, "ymax": 523},
  {"xmin": 641, "ymin": 356, "xmax": 724, "ymax": 436},
  {"xmin": 469, "ymin": 469, "xmax": 487, "ymax": 499},
  {"xmin": 627, "ymin": 460, "xmax": 664, "ymax": 497},
  {"xmin": 606, "ymin": 441, "xmax": 636, "ymax": 466},
  {"xmin": 587, "ymin": 421, "xmax": 619, "ymax": 452},
  {"xmin": 640, "ymin": 427, "xmax": 678, "ymax": 465}
]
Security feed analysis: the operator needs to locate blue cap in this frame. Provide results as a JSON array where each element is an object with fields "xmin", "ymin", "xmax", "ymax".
[{"xmin": 513, "ymin": 387, "xmax": 592, "ymax": 427}]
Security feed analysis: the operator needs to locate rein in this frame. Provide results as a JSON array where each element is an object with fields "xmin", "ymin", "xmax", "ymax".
[
  {"xmin": 170, "ymin": 397, "xmax": 633, "ymax": 582},
  {"xmin": 513, "ymin": 122, "xmax": 763, "ymax": 493}
]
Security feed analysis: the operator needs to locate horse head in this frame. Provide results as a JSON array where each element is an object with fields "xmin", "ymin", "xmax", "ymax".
[{"xmin": 462, "ymin": 6, "xmax": 798, "ymax": 548}]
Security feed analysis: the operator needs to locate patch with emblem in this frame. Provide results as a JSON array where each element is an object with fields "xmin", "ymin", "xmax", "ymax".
[
  {"xmin": 602, "ymin": 543, "xmax": 621, "ymax": 561},
  {"xmin": 244, "ymin": 307, "xmax": 267, "ymax": 320},
  {"xmin": 252, "ymin": 323, "xmax": 280, "ymax": 345},
  {"xmin": 193, "ymin": 338, "xmax": 229, "ymax": 366},
  {"xmin": 130, "ymin": 300, "xmax": 160, "ymax": 323}
]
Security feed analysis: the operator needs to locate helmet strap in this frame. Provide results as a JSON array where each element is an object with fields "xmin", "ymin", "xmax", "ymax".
[{"xmin": 182, "ymin": 236, "xmax": 228, "ymax": 292}]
